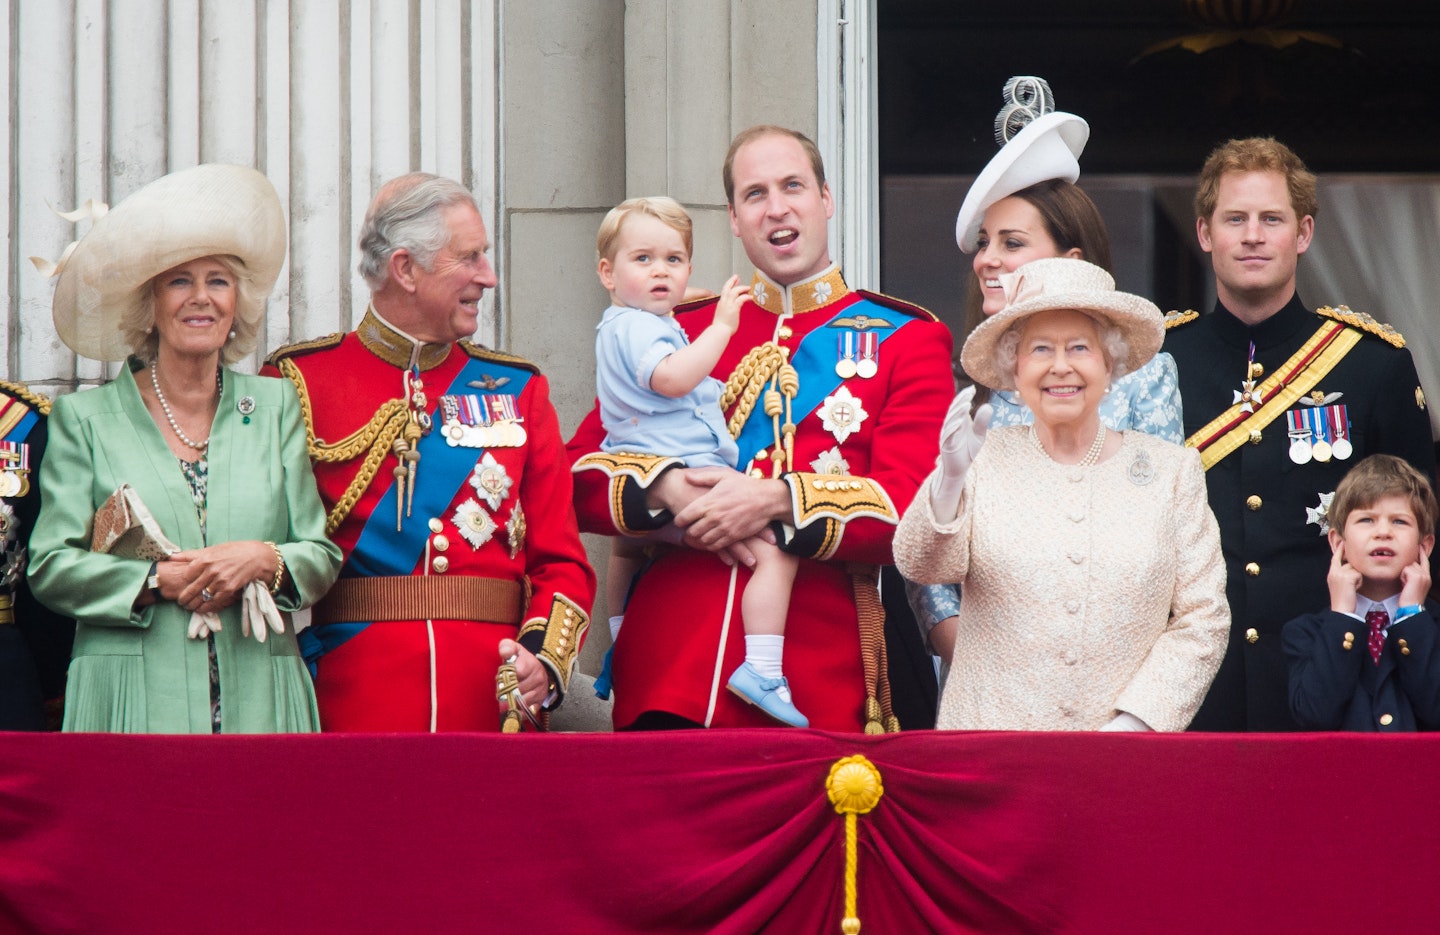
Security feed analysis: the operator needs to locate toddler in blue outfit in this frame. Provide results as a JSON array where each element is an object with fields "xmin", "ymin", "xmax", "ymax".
[{"xmin": 593, "ymin": 196, "xmax": 805, "ymax": 727}]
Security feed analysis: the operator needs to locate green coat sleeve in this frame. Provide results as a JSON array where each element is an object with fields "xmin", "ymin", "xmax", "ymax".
[{"xmin": 27, "ymin": 390, "xmax": 154, "ymax": 629}]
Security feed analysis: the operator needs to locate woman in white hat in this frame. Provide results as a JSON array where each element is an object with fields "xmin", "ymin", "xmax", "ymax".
[
  {"xmin": 907, "ymin": 79, "xmax": 1185, "ymax": 688},
  {"xmin": 28, "ymin": 164, "xmax": 341, "ymax": 733},
  {"xmin": 895, "ymin": 257, "xmax": 1227, "ymax": 731}
]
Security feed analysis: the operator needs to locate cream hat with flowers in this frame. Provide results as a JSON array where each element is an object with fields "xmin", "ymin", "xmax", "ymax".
[
  {"xmin": 960, "ymin": 257, "xmax": 1163, "ymax": 392},
  {"xmin": 954, "ymin": 77, "xmax": 1089, "ymax": 253},
  {"xmin": 47, "ymin": 164, "xmax": 286, "ymax": 361}
]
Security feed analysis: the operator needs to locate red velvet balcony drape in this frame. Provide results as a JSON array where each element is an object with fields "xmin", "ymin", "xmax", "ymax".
[{"xmin": 1, "ymin": 730, "xmax": 1436, "ymax": 934}]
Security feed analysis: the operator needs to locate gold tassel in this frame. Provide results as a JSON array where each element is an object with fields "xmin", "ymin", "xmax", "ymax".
[{"xmin": 826, "ymin": 755, "xmax": 884, "ymax": 934}]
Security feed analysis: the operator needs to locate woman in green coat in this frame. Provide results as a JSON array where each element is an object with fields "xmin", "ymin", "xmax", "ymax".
[{"xmin": 28, "ymin": 164, "xmax": 341, "ymax": 733}]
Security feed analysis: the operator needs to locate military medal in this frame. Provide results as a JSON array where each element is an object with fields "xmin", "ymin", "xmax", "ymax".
[
  {"xmin": 0, "ymin": 442, "xmax": 31, "ymax": 497},
  {"xmin": 1306, "ymin": 491, "xmax": 1335, "ymax": 535},
  {"xmin": 1233, "ymin": 341, "xmax": 1262, "ymax": 413},
  {"xmin": 506, "ymin": 503, "xmax": 527, "ymax": 560},
  {"xmin": 453, "ymin": 499, "xmax": 498, "ymax": 549},
  {"xmin": 1285, "ymin": 410, "xmax": 1313, "ymax": 465},
  {"xmin": 819, "ymin": 386, "xmax": 868, "ymax": 444},
  {"xmin": 810, "ymin": 446, "xmax": 851, "ymax": 475},
  {"xmin": 855, "ymin": 332, "xmax": 879, "ymax": 379},
  {"xmin": 440, "ymin": 393, "xmax": 528, "ymax": 449},
  {"xmin": 470, "ymin": 452, "xmax": 513, "ymax": 510},
  {"xmin": 835, "ymin": 331, "xmax": 858, "ymax": 379},
  {"xmin": 1328, "ymin": 404, "xmax": 1353, "ymax": 460}
]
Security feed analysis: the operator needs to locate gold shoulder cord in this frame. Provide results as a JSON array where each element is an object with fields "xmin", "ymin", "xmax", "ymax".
[
  {"xmin": 0, "ymin": 380, "xmax": 52, "ymax": 416},
  {"xmin": 279, "ymin": 358, "xmax": 409, "ymax": 535},
  {"xmin": 720, "ymin": 342, "xmax": 799, "ymax": 475}
]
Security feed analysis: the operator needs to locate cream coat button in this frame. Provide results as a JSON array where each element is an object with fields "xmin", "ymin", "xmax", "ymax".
[
  {"xmin": 1069, "ymin": 552, "xmax": 1085, "ymax": 564},
  {"xmin": 1066, "ymin": 600, "xmax": 1080, "ymax": 614},
  {"xmin": 433, "ymin": 556, "xmax": 449, "ymax": 574}
]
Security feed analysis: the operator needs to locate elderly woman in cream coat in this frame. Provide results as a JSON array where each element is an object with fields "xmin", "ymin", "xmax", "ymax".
[
  {"xmin": 28, "ymin": 165, "xmax": 341, "ymax": 733},
  {"xmin": 895, "ymin": 257, "xmax": 1227, "ymax": 732}
]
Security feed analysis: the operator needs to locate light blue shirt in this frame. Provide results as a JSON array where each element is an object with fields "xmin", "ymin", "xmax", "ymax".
[
  {"xmin": 906, "ymin": 351, "xmax": 1186, "ymax": 649},
  {"xmin": 595, "ymin": 305, "xmax": 736, "ymax": 469}
]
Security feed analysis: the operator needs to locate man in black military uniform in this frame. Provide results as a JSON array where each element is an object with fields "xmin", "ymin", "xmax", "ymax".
[
  {"xmin": 0, "ymin": 381, "xmax": 73, "ymax": 729},
  {"xmin": 1166, "ymin": 137, "xmax": 1435, "ymax": 731}
]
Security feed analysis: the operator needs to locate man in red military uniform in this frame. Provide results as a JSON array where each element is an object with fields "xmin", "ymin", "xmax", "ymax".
[
  {"xmin": 265, "ymin": 173, "xmax": 594, "ymax": 731},
  {"xmin": 568, "ymin": 126, "xmax": 953, "ymax": 731}
]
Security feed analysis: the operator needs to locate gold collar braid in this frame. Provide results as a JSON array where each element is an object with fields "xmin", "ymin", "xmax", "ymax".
[
  {"xmin": 749, "ymin": 266, "xmax": 849, "ymax": 317},
  {"xmin": 357, "ymin": 306, "xmax": 453, "ymax": 371}
]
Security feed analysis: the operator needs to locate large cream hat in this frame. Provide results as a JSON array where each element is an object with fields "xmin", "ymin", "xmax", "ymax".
[
  {"xmin": 960, "ymin": 257, "xmax": 1163, "ymax": 392},
  {"xmin": 49, "ymin": 164, "xmax": 286, "ymax": 361},
  {"xmin": 954, "ymin": 77, "xmax": 1088, "ymax": 253}
]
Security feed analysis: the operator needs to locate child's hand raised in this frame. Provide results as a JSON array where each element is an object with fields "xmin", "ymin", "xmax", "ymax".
[
  {"xmin": 1399, "ymin": 543, "xmax": 1433, "ymax": 607},
  {"xmin": 713, "ymin": 275, "xmax": 749, "ymax": 334},
  {"xmin": 1328, "ymin": 540, "xmax": 1362, "ymax": 615}
]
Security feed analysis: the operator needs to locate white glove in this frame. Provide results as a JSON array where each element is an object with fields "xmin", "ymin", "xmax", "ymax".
[
  {"xmin": 930, "ymin": 386, "xmax": 992, "ymax": 523},
  {"xmin": 188, "ymin": 611, "xmax": 221, "ymax": 640},
  {"xmin": 1099, "ymin": 711, "xmax": 1153, "ymax": 732},
  {"xmin": 241, "ymin": 581, "xmax": 286, "ymax": 644}
]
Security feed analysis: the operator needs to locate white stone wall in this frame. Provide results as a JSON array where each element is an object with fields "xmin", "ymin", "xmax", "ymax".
[{"xmin": 5, "ymin": 0, "xmax": 500, "ymax": 398}]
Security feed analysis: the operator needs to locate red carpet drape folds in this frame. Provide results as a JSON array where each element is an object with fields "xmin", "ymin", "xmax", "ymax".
[{"xmin": 1, "ymin": 730, "xmax": 1437, "ymax": 933}]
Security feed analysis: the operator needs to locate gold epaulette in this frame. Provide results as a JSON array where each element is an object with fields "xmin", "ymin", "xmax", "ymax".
[
  {"xmin": 571, "ymin": 450, "xmax": 680, "ymax": 488},
  {"xmin": 0, "ymin": 379, "xmax": 51, "ymax": 416},
  {"xmin": 1316, "ymin": 305, "xmax": 1406, "ymax": 348},
  {"xmin": 854, "ymin": 289, "xmax": 940, "ymax": 323},
  {"xmin": 1164, "ymin": 310, "xmax": 1199, "ymax": 330},
  {"xmin": 459, "ymin": 340, "xmax": 539, "ymax": 374},
  {"xmin": 263, "ymin": 332, "xmax": 345, "ymax": 369}
]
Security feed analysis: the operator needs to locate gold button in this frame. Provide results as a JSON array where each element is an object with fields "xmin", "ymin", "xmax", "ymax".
[
  {"xmin": 1342, "ymin": 640, "xmax": 1354, "ymax": 651},
  {"xmin": 755, "ymin": 449, "xmax": 769, "ymax": 461},
  {"xmin": 1380, "ymin": 713, "xmax": 1394, "ymax": 726},
  {"xmin": 432, "ymin": 534, "xmax": 449, "ymax": 552},
  {"xmin": 750, "ymin": 468, "xmax": 764, "ymax": 479},
  {"xmin": 1250, "ymin": 362, "xmax": 1264, "ymax": 379},
  {"xmin": 778, "ymin": 325, "xmax": 794, "ymax": 340},
  {"xmin": 1400, "ymin": 639, "xmax": 1411, "ymax": 656},
  {"xmin": 1245, "ymin": 628, "xmax": 1259, "ymax": 644},
  {"xmin": 812, "ymin": 480, "xmax": 825, "ymax": 490},
  {"xmin": 1246, "ymin": 495, "xmax": 1262, "ymax": 511},
  {"xmin": 1249, "ymin": 429, "xmax": 1262, "ymax": 445},
  {"xmin": 433, "ymin": 556, "xmax": 449, "ymax": 574},
  {"xmin": 428, "ymin": 518, "xmax": 443, "ymax": 533},
  {"xmin": 1245, "ymin": 562, "xmax": 1260, "ymax": 577},
  {"xmin": 1344, "ymin": 631, "xmax": 1355, "ymax": 643}
]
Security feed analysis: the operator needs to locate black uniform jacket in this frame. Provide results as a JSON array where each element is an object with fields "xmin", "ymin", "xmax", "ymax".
[
  {"xmin": 1166, "ymin": 294, "xmax": 1435, "ymax": 731},
  {"xmin": 1283, "ymin": 600, "xmax": 1440, "ymax": 732}
]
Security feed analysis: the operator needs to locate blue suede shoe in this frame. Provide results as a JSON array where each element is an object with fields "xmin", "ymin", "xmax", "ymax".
[{"xmin": 726, "ymin": 661, "xmax": 809, "ymax": 728}]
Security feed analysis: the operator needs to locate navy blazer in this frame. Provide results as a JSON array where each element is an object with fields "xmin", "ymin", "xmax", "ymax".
[{"xmin": 1282, "ymin": 600, "xmax": 1440, "ymax": 731}]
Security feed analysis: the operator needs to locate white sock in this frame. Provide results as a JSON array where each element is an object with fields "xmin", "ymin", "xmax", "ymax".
[
  {"xmin": 608, "ymin": 614, "xmax": 624, "ymax": 641},
  {"xmin": 745, "ymin": 634, "xmax": 785, "ymax": 680}
]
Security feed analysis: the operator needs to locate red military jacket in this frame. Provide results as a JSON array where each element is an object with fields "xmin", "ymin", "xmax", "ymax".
[
  {"xmin": 568, "ymin": 266, "xmax": 952, "ymax": 731},
  {"xmin": 265, "ymin": 308, "xmax": 595, "ymax": 731}
]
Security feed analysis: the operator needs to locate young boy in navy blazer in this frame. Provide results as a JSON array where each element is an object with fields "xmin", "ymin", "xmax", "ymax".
[{"xmin": 1283, "ymin": 454, "xmax": 1440, "ymax": 731}]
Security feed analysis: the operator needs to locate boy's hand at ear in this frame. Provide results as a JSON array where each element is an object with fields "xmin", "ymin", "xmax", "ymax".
[
  {"xmin": 1328, "ymin": 541, "xmax": 1362, "ymax": 615},
  {"xmin": 1400, "ymin": 544, "xmax": 1432, "ymax": 608}
]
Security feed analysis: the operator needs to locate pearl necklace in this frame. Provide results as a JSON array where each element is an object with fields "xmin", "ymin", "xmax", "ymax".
[
  {"xmin": 150, "ymin": 361, "xmax": 220, "ymax": 451},
  {"xmin": 1030, "ymin": 423, "xmax": 1107, "ymax": 467}
]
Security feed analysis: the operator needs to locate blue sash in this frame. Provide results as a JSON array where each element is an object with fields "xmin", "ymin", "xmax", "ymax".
[
  {"xmin": 732, "ymin": 298, "xmax": 913, "ymax": 465},
  {"xmin": 302, "ymin": 357, "xmax": 533, "ymax": 669}
]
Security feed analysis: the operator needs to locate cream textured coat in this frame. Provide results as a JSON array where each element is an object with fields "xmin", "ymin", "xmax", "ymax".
[{"xmin": 895, "ymin": 427, "xmax": 1228, "ymax": 731}]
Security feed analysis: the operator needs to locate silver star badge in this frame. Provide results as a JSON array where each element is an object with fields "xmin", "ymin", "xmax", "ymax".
[{"xmin": 1305, "ymin": 491, "xmax": 1335, "ymax": 535}]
